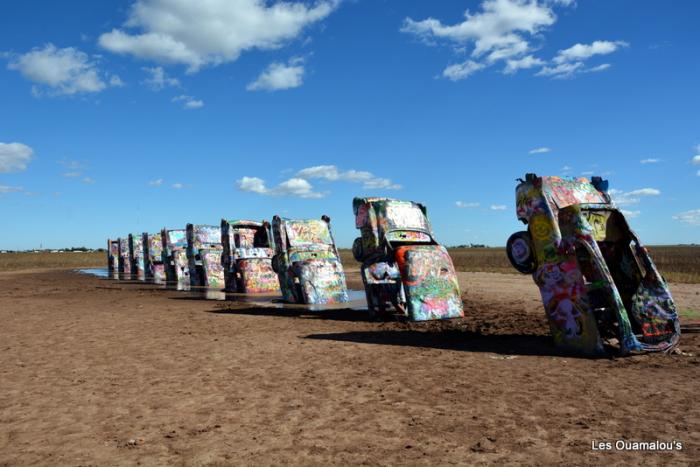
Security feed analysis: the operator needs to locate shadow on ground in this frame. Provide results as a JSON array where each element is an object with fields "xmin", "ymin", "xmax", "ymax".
[
  {"xmin": 207, "ymin": 306, "xmax": 372, "ymax": 322},
  {"xmin": 304, "ymin": 329, "xmax": 607, "ymax": 358}
]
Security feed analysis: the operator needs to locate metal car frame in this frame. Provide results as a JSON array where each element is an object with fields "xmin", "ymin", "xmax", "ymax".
[
  {"xmin": 186, "ymin": 224, "xmax": 225, "ymax": 288},
  {"xmin": 506, "ymin": 173, "xmax": 680, "ymax": 355},
  {"xmin": 221, "ymin": 219, "xmax": 279, "ymax": 294},
  {"xmin": 143, "ymin": 232, "xmax": 166, "ymax": 283},
  {"xmin": 352, "ymin": 197, "xmax": 464, "ymax": 321},
  {"xmin": 162, "ymin": 228, "xmax": 189, "ymax": 284},
  {"xmin": 270, "ymin": 215, "xmax": 349, "ymax": 305}
]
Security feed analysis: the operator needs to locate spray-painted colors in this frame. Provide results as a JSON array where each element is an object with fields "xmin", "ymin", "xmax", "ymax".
[
  {"xmin": 118, "ymin": 237, "xmax": 132, "ymax": 279},
  {"xmin": 507, "ymin": 174, "xmax": 680, "ymax": 355},
  {"xmin": 221, "ymin": 219, "xmax": 279, "ymax": 293},
  {"xmin": 271, "ymin": 216, "xmax": 349, "ymax": 305},
  {"xmin": 352, "ymin": 197, "xmax": 464, "ymax": 321},
  {"xmin": 186, "ymin": 224, "xmax": 224, "ymax": 288},
  {"xmin": 143, "ymin": 232, "xmax": 166, "ymax": 283},
  {"xmin": 162, "ymin": 228, "xmax": 189, "ymax": 284},
  {"xmin": 107, "ymin": 239, "xmax": 120, "ymax": 278},
  {"xmin": 129, "ymin": 234, "xmax": 146, "ymax": 281}
]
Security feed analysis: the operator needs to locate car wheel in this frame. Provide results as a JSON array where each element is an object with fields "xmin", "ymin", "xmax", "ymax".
[{"xmin": 506, "ymin": 231, "xmax": 537, "ymax": 274}]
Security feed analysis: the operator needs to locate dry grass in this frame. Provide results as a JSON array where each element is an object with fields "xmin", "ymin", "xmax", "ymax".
[
  {"xmin": 340, "ymin": 245, "xmax": 700, "ymax": 284},
  {"xmin": 2, "ymin": 246, "xmax": 698, "ymax": 284},
  {"xmin": 0, "ymin": 252, "xmax": 105, "ymax": 272}
]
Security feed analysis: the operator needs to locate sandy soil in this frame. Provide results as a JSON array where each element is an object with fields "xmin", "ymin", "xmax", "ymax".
[{"xmin": 0, "ymin": 269, "xmax": 698, "ymax": 466}]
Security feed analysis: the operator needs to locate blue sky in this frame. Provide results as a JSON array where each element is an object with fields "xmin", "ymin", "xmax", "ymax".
[{"xmin": 1, "ymin": 0, "xmax": 699, "ymax": 250}]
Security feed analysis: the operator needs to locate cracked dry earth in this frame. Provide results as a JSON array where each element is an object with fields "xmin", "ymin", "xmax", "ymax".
[{"xmin": 0, "ymin": 269, "xmax": 698, "ymax": 466}]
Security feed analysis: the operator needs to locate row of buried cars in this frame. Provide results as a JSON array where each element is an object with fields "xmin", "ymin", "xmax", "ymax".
[{"xmin": 106, "ymin": 175, "xmax": 682, "ymax": 356}]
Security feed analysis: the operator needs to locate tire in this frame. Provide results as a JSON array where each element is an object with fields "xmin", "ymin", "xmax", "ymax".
[
  {"xmin": 506, "ymin": 231, "xmax": 537, "ymax": 274},
  {"xmin": 352, "ymin": 238, "xmax": 364, "ymax": 262}
]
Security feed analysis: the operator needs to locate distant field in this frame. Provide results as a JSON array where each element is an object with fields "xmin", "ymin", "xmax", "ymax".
[
  {"xmin": 0, "ymin": 252, "xmax": 104, "ymax": 271},
  {"xmin": 341, "ymin": 245, "xmax": 700, "ymax": 284},
  {"xmin": 1, "ymin": 246, "xmax": 698, "ymax": 283}
]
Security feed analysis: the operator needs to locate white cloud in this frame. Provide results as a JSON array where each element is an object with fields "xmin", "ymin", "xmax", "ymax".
[
  {"xmin": 98, "ymin": 0, "xmax": 338, "ymax": 72},
  {"xmin": 553, "ymin": 40, "xmax": 628, "ymax": 64},
  {"xmin": 62, "ymin": 171, "xmax": 82, "ymax": 178},
  {"xmin": 296, "ymin": 165, "xmax": 402, "ymax": 190},
  {"xmin": 640, "ymin": 158, "xmax": 660, "ymax": 164},
  {"xmin": 503, "ymin": 54, "xmax": 544, "ymax": 74},
  {"xmin": 7, "ymin": 44, "xmax": 119, "ymax": 96},
  {"xmin": 691, "ymin": 155, "xmax": 700, "ymax": 165},
  {"xmin": 82, "ymin": 177, "xmax": 96, "ymax": 184},
  {"xmin": 236, "ymin": 176, "xmax": 325, "ymax": 199},
  {"xmin": 694, "ymin": 143, "xmax": 700, "ymax": 153},
  {"xmin": 172, "ymin": 94, "xmax": 203, "ymax": 109},
  {"xmin": 0, "ymin": 142, "xmax": 34, "ymax": 173},
  {"xmin": 0, "ymin": 185, "xmax": 25, "ymax": 194},
  {"xmin": 401, "ymin": 2, "xmax": 627, "ymax": 80},
  {"xmin": 142, "ymin": 66, "xmax": 179, "ymax": 90},
  {"xmin": 586, "ymin": 63, "xmax": 611, "ymax": 73},
  {"xmin": 149, "ymin": 178, "xmax": 163, "ymax": 187},
  {"xmin": 620, "ymin": 210, "xmax": 640, "ymax": 219},
  {"xmin": 535, "ymin": 61, "xmax": 583, "ymax": 78},
  {"xmin": 529, "ymin": 146, "xmax": 551, "ymax": 154},
  {"xmin": 535, "ymin": 41, "xmax": 627, "ymax": 78},
  {"xmin": 672, "ymin": 209, "xmax": 700, "ymax": 226},
  {"xmin": 456, "ymin": 201, "xmax": 480, "ymax": 208},
  {"xmin": 247, "ymin": 59, "xmax": 304, "ymax": 91},
  {"xmin": 697, "ymin": 169, "xmax": 700, "ymax": 177},
  {"xmin": 402, "ymin": 0, "xmax": 556, "ymax": 60},
  {"xmin": 609, "ymin": 187, "xmax": 660, "ymax": 206},
  {"xmin": 172, "ymin": 182, "xmax": 184, "ymax": 189},
  {"xmin": 490, "ymin": 204, "xmax": 507, "ymax": 210},
  {"xmin": 442, "ymin": 60, "xmax": 485, "ymax": 81},
  {"xmin": 627, "ymin": 188, "xmax": 660, "ymax": 196}
]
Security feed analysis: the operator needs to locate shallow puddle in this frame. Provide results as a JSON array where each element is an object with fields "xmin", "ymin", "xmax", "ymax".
[{"xmin": 77, "ymin": 268, "xmax": 368, "ymax": 311}]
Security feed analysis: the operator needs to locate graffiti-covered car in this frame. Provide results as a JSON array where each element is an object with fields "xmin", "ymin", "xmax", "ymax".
[
  {"xmin": 222, "ymin": 219, "xmax": 278, "ymax": 294},
  {"xmin": 107, "ymin": 239, "xmax": 120, "ymax": 278},
  {"xmin": 352, "ymin": 197, "xmax": 464, "ymax": 321},
  {"xmin": 507, "ymin": 174, "xmax": 680, "ymax": 355},
  {"xmin": 143, "ymin": 232, "xmax": 165, "ymax": 283},
  {"xmin": 271, "ymin": 216, "xmax": 349, "ymax": 305},
  {"xmin": 186, "ymin": 224, "xmax": 224, "ymax": 288},
  {"xmin": 162, "ymin": 228, "xmax": 189, "ymax": 284},
  {"xmin": 128, "ymin": 233, "xmax": 146, "ymax": 281},
  {"xmin": 118, "ymin": 237, "xmax": 132, "ymax": 279}
]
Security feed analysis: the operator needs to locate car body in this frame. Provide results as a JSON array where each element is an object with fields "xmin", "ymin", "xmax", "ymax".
[
  {"xmin": 271, "ymin": 216, "xmax": 349, "ymax": 305},
  {"xmin": 506, "ymin": 174, "xmax": 680, "ymax": 355},
  {"xmin": 186, "ymin": 224, "xmax": 224, "ymax": 288},
  {"xmin": 162, "ymin": 228, "xmax": 189, "ymax": 284},
  {"xmin": 118, "ymin": 237, "xmax": 132, "ymax": 279},
  {"xmin": 221, "ymin": 219, "xmax": 279, "ymax": 294},
  {"xmin": 352, "ymin": 197, "xmax": 464, "ymax": 321},
  {"xmin": 143, "ymin": 232, "xmax": 165, "ymax": 283},
  {"xmin": 129, "ymin": 233, "xmax": 146, "ymax": 281},
  {"xmin": 107, "ymin": 239, "xmax": 120, "ymax": 278}
]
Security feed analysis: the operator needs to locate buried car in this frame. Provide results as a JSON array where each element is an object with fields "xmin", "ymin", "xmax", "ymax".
[
  {"xmin": 129, "ymin": 233, "xmax": 147, "ymax": 281},
  {"xmin": 506, "ymin": 173, "xmax": 680, "ymax": 355},
  {"xmin": 352, "ymin": 197, "xmax": 464, "ymax": 321},
  {"xmin": 162, "ymin": 228, "xmax": 189, "ymax": 284},
  {"xmin": 107, "ymin": 239, "xmax": 120, "ymax": 278},
  {"xmin": 221, "ymin": 219, "xmax": 278, "ymax": 294},
  {"xmin": 186, "ymin": 224, "xmax": 225, "ymax": 288},
  {"xmin": 271, "ymin": 216, "xmax": 349, "ymax": 305},
  {"xmin": 118, "ymin": 237, "xmax": 132, "ymax": 279},
  {"xmin": 143, "ymin": 231, "xmax": 166, "ymax": 283}
]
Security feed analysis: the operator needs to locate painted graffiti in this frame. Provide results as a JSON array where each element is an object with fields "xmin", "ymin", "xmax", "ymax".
[
  {"xmin": 352, "ymin": 197, "xmax": 463, "ymax": 321},
  {"xmin": 271, "ymin": 216, "xmax": 349, "ymax": 305},
  {"xmin": 508, "ymin": 174, "xmax": 680, "ymax": 355}
]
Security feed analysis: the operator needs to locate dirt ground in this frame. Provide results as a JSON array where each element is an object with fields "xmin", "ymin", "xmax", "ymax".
[{"xmin": 0, "ymin": 269, "xmax": 698, "ymax": 466}]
